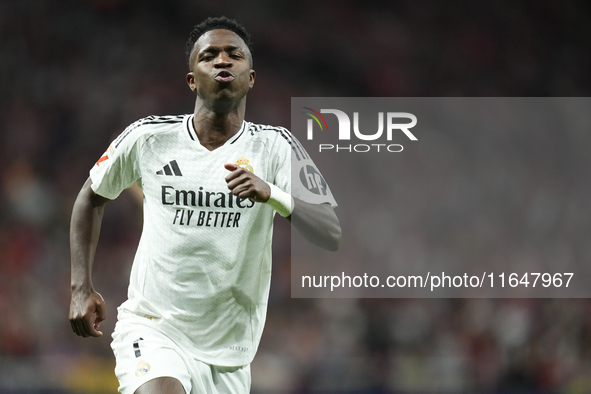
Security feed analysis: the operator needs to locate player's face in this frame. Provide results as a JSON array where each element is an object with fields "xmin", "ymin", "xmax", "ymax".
[{"xmin": 186, "ymin": 29, "xmax": 255, "ymax": 109}]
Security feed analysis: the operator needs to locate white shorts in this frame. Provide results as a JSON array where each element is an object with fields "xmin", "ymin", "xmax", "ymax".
[{"xmin": 111, "ymin": 316, "xmax": 251, "ymax": 394}]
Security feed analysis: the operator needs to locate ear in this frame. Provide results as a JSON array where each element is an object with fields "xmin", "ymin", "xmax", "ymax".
[
  {"xmin": 186, "ymin": 72, "xmax": 196, "ymax": 92},
  {"xmin": 249, "ymin": 69, "xmax": 256, "ymax": 89}
]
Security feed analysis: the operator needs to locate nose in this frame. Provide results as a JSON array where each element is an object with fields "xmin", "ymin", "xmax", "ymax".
[{"xmin": 214, "ymin": 52, "xmax": 232, "ymax": 68}]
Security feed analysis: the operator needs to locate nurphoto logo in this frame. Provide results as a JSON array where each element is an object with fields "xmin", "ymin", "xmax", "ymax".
[{"xmin": 302, "ymin": 107, "xmax": 418, "ymax": 153}]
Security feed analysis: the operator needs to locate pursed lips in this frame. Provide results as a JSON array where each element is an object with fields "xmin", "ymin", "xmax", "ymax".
[{"xmin": 214, "ymin": 70, "xmax": 235, "ymax": 82}]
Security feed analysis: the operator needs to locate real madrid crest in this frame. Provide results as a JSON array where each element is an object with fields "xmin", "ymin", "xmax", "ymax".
[
  {"xmin": 135, "ymin": 360, "xmax": 151, "ymax": 377},
  {"xmin": 236, "ymin": 157, "xmax": 253, "ymax": 173}
]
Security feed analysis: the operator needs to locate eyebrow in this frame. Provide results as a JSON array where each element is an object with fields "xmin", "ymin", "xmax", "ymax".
[{"xmin": 199, "ymin": 45, "xmax": 242, "ymax": 55}]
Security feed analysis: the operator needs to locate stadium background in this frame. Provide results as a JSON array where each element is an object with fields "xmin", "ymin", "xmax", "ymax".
[{"xmin": 1, "ymin": 0, "xmax": 590, "ymax": 392}]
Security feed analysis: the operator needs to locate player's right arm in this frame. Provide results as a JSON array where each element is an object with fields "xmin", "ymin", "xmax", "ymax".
[
  {"xmin": 69, "ymin": 177, "xmax": 110, "ymax": 337},
  {"xmin": 69, "ymin": 118, "xmax": 146, "ymax": 337}
]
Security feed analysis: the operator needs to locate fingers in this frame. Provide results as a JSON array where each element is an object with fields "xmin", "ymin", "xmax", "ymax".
[
  {"xmin": 227, "ymin": 176, "xmax": 253, "ymax": 195},
  {"xmin": 227, "ymin": 177, "xmax": 259, "ymax": 200},
  {"xmin": 69, "ymin": 292, "xmax": 105, "ymax": 338},
  {"xmin": 95, "ymin": 293, "xmax": 106, "ymax": 323},
  {"xmin": 70, "ymin": 312, "xmax": 103, "ymax": 337},
  {"xmin": 89, "ymin": 320, "xmax": 104, "ymax": 337},
  {"xmin": 70, "ymin": 319, "xmax": 82, "ymax": 337},
  {"xmin": 69, "ymin": 308, "xmax": 86, "ymax": 337},
  {"xmin": 224, "ymin": 166, "xmax": 253, "ymax": 193},
  {"xmin": 92, "ymin": 299, "xmax": 107, "ymax": 337},
  {"xmin": 70, "ymin": 315, "xmax": 89, "ymax": 337},
  {"xmin": 223, "ymin": 164, "xmax": 270, "ymax": 202},
  {"xmin": 224, "ymin": 163, "xmax": 239, "ymax": 172},
  {"xmin": 82, "ymin": 312, "xmax": 104, "ymax": 337},
  {"xmin": 224, "ymin": 164, "xmax": 245, "ymax": 183},
  {"xmin": 75, "ymin": 314, "xmax": 104, "ymax": 337}
]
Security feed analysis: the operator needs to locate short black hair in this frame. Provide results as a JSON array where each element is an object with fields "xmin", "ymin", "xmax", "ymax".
[{"xmin": 185, "ymin": 16, "xmax": 253, "ymax": 68}]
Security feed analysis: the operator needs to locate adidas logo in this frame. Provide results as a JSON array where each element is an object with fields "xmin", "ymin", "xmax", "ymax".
[{"xmin": 156, "ymin": 160, "xmax": 182, "ymax": 176}]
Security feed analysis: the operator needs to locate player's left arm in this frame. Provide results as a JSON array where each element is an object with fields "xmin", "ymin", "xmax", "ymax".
[
  {"xmin": 288, "ymin": 198, "xmax": 341, "ymax": 251},
  {"xmin": 224, "ymin": 163, "xmax": 341, "ymax": 251}
]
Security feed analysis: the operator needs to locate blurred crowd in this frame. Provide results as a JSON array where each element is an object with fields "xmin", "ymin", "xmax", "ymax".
[{"xmin": 1, "ymin": 0, "xmax": 590, "ymax": 393}]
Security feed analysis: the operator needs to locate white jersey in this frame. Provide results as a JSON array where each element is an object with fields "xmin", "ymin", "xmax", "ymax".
[{"xmin": 90, "ymin": 114, "xmax": 336, "ymax": 366}]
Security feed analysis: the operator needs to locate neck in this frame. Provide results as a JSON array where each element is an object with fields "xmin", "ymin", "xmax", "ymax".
[{"xmin": 192, "ymin": 98, "xmax": 246, "ymax": 151}]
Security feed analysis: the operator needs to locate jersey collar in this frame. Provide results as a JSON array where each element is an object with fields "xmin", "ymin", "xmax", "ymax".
[{"xmin": 185, "ymin": 115, "xmax": 248, "ymax": 146}]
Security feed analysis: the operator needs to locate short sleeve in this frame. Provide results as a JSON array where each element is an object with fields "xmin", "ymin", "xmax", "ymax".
[
  {"xmin": 89, "ymin": 122, "xmax": 143, "ymax": 200},
  {"xmin": 271, "ymin": 129, "xmax": 337, "ymax": 208}
]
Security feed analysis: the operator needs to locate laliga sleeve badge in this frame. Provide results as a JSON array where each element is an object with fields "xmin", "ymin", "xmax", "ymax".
[
  {"xmin": 96, "ymin": 145, "xmax": 114, "ymax": 166},
  {"xmin": 135, "ymin": 360, "xmax": 151, "ymax": 377},
  {"xmin": 236, "ymin": 157, "xmax": 253, "ymax": 172},
  {"xmin": 96, "ymin": 151, "xmax": 109, "ymax": 166}
]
